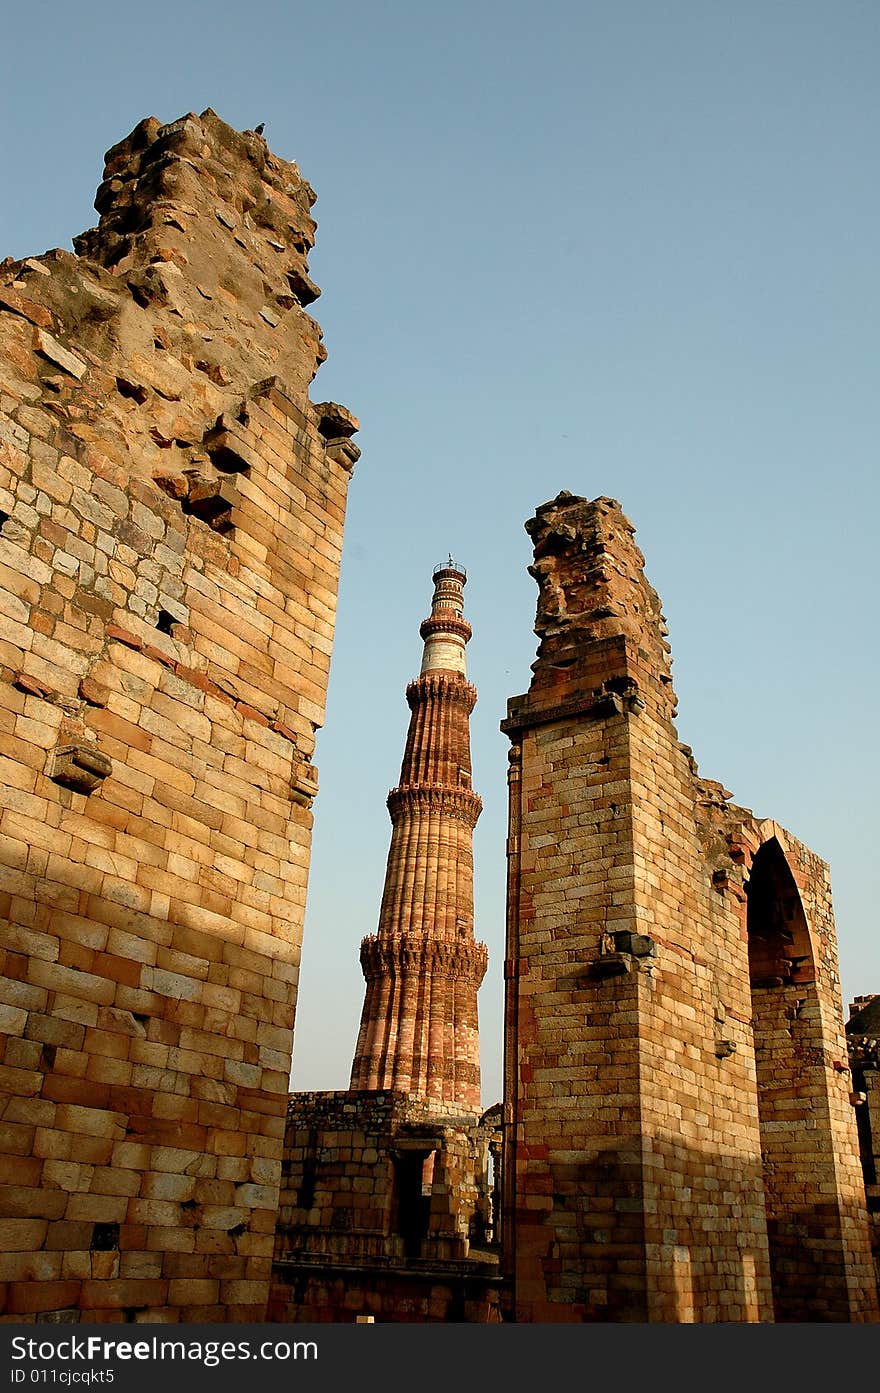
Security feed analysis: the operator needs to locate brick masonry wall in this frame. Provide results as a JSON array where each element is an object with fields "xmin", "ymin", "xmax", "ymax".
[
  {"xmin": 847, "ymin": 1000, "xmax": 880, "ymax": 1289},
  {"xmin": 0, "ymin": 111, "xmax": 357, "ymax": 1322},
  {"xmin": 624, "ymin": 693, "xmax": 773, "ymax": 1322},
  {"xmin": 501, "ymin": 492, "xmax": 877, "ymax": 1322}
]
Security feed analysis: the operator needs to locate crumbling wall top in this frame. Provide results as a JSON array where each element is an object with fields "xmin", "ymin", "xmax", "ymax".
[
  {"xmin": 523, "ymin": 491, "xmax": 675, "ymax": 712},
  {"xmin": 0, "ymin": 108, "xmax": 346, "ymax": 497}
]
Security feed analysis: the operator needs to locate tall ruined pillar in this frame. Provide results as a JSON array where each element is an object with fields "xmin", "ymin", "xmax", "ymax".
[
  {"xmin": 0, "ymin": 111, "xmax": 358, "ymax": 1322},
  {"xmin": 501, "ymin": 492, "xmax": 877, "ymax": 1323},
  {"xmin": 350, "ymin": 563, "xmax": 487, "ymax": 1114}
]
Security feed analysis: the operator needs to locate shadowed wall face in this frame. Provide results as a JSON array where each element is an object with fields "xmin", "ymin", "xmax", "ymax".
[
  {"xmin": 0, "ymin": 110, "xmax": 357, "ymax": 1322},
  {"xmin": 501, "ymin": 491, "xmax": 877, "ymax": 1323},
  {"xmin": 847, "ymin": 997, "xmax": 880, "ymax": 1287},
  {"xmin": 744, "ymin": 838, "xmax": 880, "ymax": 1322}
]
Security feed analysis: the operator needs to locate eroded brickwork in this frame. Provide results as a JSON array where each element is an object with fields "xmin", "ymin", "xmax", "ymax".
[
  {"xmin": 0, "ymin": 111, "xmax": 357, "ymax": 1322},
  {"xmin": 501, "ymin": 492, "xmax": 877, "ymax": 1322}
]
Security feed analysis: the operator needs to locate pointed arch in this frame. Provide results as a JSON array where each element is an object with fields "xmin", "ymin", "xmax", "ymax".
[
  {"xmin": 746, "ymin": 831, "xmax": 844, "ymax": 1319},
  {"xmin": 747, "ymin": 834, "xmax": 816, "ymax": 990}
]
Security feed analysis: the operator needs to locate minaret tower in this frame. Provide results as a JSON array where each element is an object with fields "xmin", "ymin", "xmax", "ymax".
[{"xmin": 350, "ymin": 561, "xmax": 487, "ymax": 1114}]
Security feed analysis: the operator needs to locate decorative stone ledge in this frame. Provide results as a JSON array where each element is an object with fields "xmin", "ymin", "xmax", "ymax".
[
  {"xmin": 501, "ymin": 678, "xmax": 645, "ymax": 737},
  {"xmin": 359, "ymin": 934, "xmax": 488, "ymax": 984},
  {"xmin": 386, "ymin": 785, "xmax": 482, "ymax": 828},
  {"xmin": 406, "ymin": 672, "xmax": 477, "ymax": 712}
]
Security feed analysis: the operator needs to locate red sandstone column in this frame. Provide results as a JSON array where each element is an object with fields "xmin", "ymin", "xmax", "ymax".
[{"xmin": 349, "ymin": 562, "xmax": 487, "ymax": 1114}]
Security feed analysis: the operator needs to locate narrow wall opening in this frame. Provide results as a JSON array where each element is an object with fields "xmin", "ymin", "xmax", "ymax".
[
  {"xmin": 746, "ymin": 836, "xmax": 844, "ymax": 1320},
  {"xmin": 392, "ymin": 1150, "xmax": 432, "ymax": 1258}
]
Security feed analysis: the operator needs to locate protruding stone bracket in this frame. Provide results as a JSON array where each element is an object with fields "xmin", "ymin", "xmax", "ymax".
[
  {"xmin": 184, "ymin": 469, "xmax": 239, "ymax": 530},
  {"xmin": 694, "ymin": 776, "xmax": 734, "ymax": 810},
  {"xmin": 33, "ymin": 327, "xmax": 87, "ymax": 380},
  {"xmin": 314, "ymin": 401, "xmax": 358, "ymax": 441},
  {"xmin": 592, "ymin": 692, "xmax": 624, "ymax": 718},
  {"xmin": 592, "ymin": 929, "xmax": 656, "ymax": 979},
  {"xmin": 313, "ymin": 400, "xmax": 361, "ymax": 474},
  {"xmin": 203, "ymin": 416, "xmax": 259, "ymax": 474},
  {"xmin": 324, "ymin": 438, "xmax": 360, "ymax": 471},
  {"xmin": 602, "ymin": 675, "xmax": 645, "ymax": 711},
  {"xmin": 715, "ymin": 1039, "xmax": 737, "ymax": 1059},
  {"xmin": 12, "ymin": 670, "xmax": 62, "ymax": 704},
  {"xmin": 614, "ymin": 930, "xmax": 656, "ymax": 959},
  {"xmin": 154, "ymin": 452, "xmax": 240, "ymax": 532},
  {"xmin": 52, "ymin": 742, "xmax": 112, "ymax": 795},
  {"xmin": 291, "ymin": 758, "xmax": 319, "ymax": 808},
  {"xmin": 711, "ymin": 868, "xmax": 747, "ymax": 903},
  {"xmin": 591, "ymin": 953, "xmax": 631, "ymax": 979},
  {"xmin": 285, "ymin": 264, "xmax": 321, "ymax": 307},
  {"xmin": 153, "ymin": 411, "xmax": 257, "ymax": 532}
]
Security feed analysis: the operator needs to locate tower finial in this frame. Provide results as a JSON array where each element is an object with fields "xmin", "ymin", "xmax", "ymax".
[{"xmin": 420, "ymin": 560, "xmax": 471, "ymax": 676}]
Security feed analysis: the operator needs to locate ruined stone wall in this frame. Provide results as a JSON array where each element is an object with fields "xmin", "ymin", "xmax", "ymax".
[
  {"xmin": 501, "ymin": 492, "xmax": 877, "ymax": 1322},
  {"xmin": 700, "ymin": 806, "xmax": 877, "ymax": 1320},
  {"xmin": 847, "ymin": 998, "xmax": 880, "ymax": 1289},
  {"xmin": 271, "ymin": 1090, "xmax": 501, "ymax": 1322},
  {"xmin": 0, "ymin": 111, "xmax": 357, "ymax": 1322}
]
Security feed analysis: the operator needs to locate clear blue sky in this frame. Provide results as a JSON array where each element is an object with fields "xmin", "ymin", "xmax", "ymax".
[{"xmin": 3, "ymin": 2, "xmax": 878, "ymax": 1105}]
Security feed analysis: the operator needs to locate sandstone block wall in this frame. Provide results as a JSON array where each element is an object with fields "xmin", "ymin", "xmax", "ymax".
[
  {"xmin": 0, "ymin": 111, "xmax": 357, "ymax": 1322},
  {"xmin": 501, "ymin": 492, "xmax": 877, "ymax": 1322},
  {"xmin": 846, "ymin": 998, "xmax": 880, "ymax": 1288}
]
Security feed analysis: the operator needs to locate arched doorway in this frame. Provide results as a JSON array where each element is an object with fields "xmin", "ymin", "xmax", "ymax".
[{"xmin": 747, "ymin": 837, "xmax": 847, "ymax": 1320}]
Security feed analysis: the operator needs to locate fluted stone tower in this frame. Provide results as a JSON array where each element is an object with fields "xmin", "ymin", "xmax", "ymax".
[{"xmin": 350, "ymin": 562, "xmax": 487, "ymax": 1114}]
